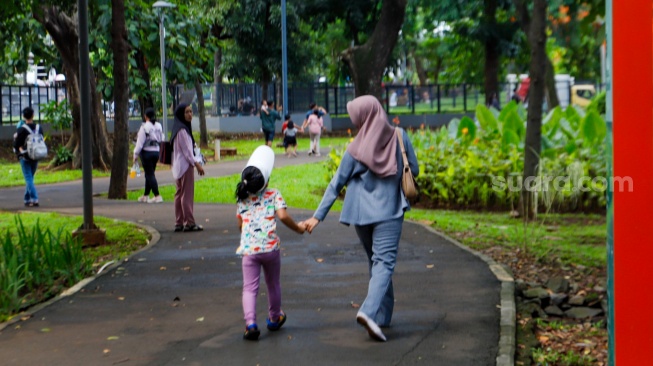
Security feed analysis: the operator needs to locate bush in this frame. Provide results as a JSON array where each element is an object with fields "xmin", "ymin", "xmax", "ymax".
[{"xmin": 325, "ymin": 102, "xmax": 608, "ymax": 212}]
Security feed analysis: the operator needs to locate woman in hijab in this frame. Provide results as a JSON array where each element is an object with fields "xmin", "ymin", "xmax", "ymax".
[
  {"xmin": 302, "ymin": 95, "xmax": 419, "ymax": 342},
  {"xmin": 171, "ymin": 103, "xmax": 205, "ymax": 232}
]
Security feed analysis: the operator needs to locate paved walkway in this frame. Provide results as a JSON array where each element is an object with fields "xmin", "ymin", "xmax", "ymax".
[{"xmin": 0, "ymin": 151, "xmax": 502, "ymax": 366}]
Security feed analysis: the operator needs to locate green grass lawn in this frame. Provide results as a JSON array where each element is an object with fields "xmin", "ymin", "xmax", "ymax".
[
  {"xmin": 127, "ymin": 161, "xmax": 606, "ymax": 268},
  {"xmin": 0, "ymin": 211, "xmax": 151, "ymax": 267},
  {"xmin": 0, "ymin": 162, "xmax": 111, "ymax": 188}
]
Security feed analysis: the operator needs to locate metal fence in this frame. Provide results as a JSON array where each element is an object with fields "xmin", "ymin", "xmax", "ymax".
[
  {"xmin": 1, "ymin": 80, "xmax": 603, "ymax": 125},
  {"xmin": 191, "ymin": 80, "xmax": 601, "ymax": 117},
  {"xmin": 1, "ymin": 84, "xmax": 68, "ymax": 125}
]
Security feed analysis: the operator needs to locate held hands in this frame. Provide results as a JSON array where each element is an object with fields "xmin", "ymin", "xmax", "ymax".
[{"xmin": 300, "ymin": 217, "xmax": 320, "ymax": 234}]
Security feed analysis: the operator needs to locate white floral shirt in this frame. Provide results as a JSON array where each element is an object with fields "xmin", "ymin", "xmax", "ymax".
[{"xmin": 236, "ymin": 188, "xmax": 287, "ymax": 256}]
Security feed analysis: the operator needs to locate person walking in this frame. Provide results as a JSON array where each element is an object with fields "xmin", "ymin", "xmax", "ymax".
[
  {"xmin": 301, "ymin": 95, "xmax": 419, "ymax": 342},
  {"xmin": 303, "ymin": 109, "xmax": 324, "ymax": 156},
  {"xmin": 171, "ymin": 103, "xmax": 205, "ymax": 232},
  {"xmin": 235, "ymin": 146, "xmax": 305, "ymax": 340},
  {"xmin": 260, "ymin": 100, "xmax": 281, "ymax": 147},
  {"xmin": 13, "ymin": 107, "xmax": 42, "ymax": 207},
  {"xmin": 133, "ymin": 107, "xmax": 164, "ymax": 203}
]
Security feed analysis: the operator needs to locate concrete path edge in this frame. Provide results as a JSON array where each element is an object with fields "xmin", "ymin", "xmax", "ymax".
[
  {"xmin": 413, "ymin": 221, "xmax": 516, "ymax": 366},
  {"xmin": 0, "ymin": 219, "xmax": 161, "ymax": 332}
]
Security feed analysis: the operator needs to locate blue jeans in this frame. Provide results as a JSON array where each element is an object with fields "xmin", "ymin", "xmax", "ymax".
[
  {"xmin": 19, "ymin": 158, "xmax": 39, "ymax": 203},
  {"xmin": 354, "ymin": 217, "xmax": 403, "ymax": 327}
]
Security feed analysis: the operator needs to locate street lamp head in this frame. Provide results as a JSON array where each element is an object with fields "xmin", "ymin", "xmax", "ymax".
[{"xmin": 152, "ymin": 1, "xmax": 176, "ymax": 9}]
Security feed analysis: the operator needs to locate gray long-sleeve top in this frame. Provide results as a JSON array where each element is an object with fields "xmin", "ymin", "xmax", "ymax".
[{"xmin": 314, "ymin": 128, "xmax": 419, "ymax": 226}]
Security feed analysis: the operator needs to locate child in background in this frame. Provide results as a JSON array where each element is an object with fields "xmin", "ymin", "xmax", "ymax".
[
  {"xmin": 283, "ymin": 121, "xmax": 300, "ymax": 157},
  {"xmin": 282, "ymin": 114, "xmax": 290, "ymax": 135},
  {"xmin": 235, "ymin": 146, "xmax": 306, "ymax": 341}
]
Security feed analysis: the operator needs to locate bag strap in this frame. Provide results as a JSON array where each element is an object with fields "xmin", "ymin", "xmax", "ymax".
[
  {"xmin": 22, "ymin": 124, "xmax": 35, "ymax": 134},
  {"xmin": 395, "ymin": 127, "xmax": 410, "ymax": 170}
]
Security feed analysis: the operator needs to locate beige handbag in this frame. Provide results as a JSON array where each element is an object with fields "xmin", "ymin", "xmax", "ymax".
[{"xmin": 396, "ymin": 128, "xmax": 418, "ymax": 199}]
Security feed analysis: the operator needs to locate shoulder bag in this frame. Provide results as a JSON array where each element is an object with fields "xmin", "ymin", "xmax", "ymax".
[{"xmin": 396, "ymin": 127, "xmax": 418, "ymax": 199}]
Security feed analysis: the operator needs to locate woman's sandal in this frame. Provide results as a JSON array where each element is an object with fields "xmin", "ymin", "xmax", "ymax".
[{"xmin": 184, "ymin": 224, "xmax": 204, "ymax": 232}]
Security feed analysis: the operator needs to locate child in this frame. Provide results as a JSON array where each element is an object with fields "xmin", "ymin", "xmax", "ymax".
[
  {"xmin": 283, "ymin": 120, "xmax": 300, "ymax": 157},
  {"xmin": 235, "ymin": 146, "xmax": 305, "ymax": 341}
]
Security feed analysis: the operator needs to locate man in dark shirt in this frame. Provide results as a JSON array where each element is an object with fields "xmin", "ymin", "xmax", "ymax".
[
  {"xmin": 260, "ymin": 100, "xmax": 281, "ymax": 147},
  {"xmin": 13, "ymin": 107, "xmax": 42, "ymax": 207}
]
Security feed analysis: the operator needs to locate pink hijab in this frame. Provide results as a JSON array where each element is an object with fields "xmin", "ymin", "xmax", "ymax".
[{"xmin": 346, "ymin": 95, "xmax": 397, "ymax": 178}]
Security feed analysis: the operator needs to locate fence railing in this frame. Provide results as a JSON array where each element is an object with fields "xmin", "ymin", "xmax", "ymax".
[
  {"xmin": 0, "ymin": 84, "xmax": 68, "ymax": 125},
  {"xmin": 1, "ymin": 80, "xmax": 604, "ymax": 125},
  {"xmin": 180, "ymin": 80, "xmax": 602, "ymax": 118}
]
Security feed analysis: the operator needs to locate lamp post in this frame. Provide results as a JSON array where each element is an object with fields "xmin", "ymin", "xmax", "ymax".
[
  {"xmin": 281, "ymin": 0, "xmax": 288, "ymax": 116},
  {"xmin": 153, "ymin": 1, "xmax": 176, "ymax": 137}
]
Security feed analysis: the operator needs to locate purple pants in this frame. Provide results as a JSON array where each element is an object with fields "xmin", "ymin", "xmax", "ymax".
[
  {"xmin": 242, "ymin": 250, "xmax": 282, "ymax": 326},
  {"xmin": 174, "ymin": 166, "xmax": 195, "ymax": 226}
]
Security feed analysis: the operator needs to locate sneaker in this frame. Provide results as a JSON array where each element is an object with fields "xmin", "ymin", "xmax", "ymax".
[
  {"xmin": 243, "ymin": 324, "xmax": 260, "ymax": 341},
  {"xmin": 137, "ymin": 196, "xmax": 149, "ymax": 203},
  {"xmin": 148, "ymin": 196, "xmax": 163, "ymax": 203},
  {"xmin": 356, "ymin": 312, "xmax": 386, "ymax": 342},
  {"xmin": 266, "ymin": 313, "xmax": 287, "ymax": 331},
  {"xmin": 32, "ymin": 202, "xmax": 39, "ymax": 207}
]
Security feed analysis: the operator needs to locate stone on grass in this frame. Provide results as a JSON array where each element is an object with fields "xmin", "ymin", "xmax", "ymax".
[
  {"xmin": 523, "ymin": 287, "xmax": 550, "ymax": 300},
  {"xmin": 546, "ymin": 277, "xmax": 570, "ymax": 293},
  {"xmin": 544, "ymin": 305, "xmax": 564, "ymax": 317},
  {"xmin": 565, "ymin": 307, "xmax": 603, "ymax": 319},
  {"xmin": 568, "ymin": 295, "xmax": 585, "ymax": 306}
]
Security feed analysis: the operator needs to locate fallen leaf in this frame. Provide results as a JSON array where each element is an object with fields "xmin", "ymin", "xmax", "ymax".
[
  {"xmin": 316, "ymin": 258, "xmax": 324, "ymax": 263},
  {"xmin": 41, "ymin": 328, "xmax": 51, "ymax": 333},
  {"xmin": 107, "ymin": 336, "xmax": 119, "ymax": 340},
  {"xmin": 103, "ymin": 349, "xmax": 110, "ymax": 354},
  {"xmin": 20, "ymin": 315, "xmax": 32, "ymax": 321},
  {"xmin": 196, "ymin": 317, "xmax": 204, "ymax": 322},
  {"xmin": 287, "ymin": 335, "xmax": 293, "ymax": 340},
  {"xmin": 181, "ymin": 267, "xmax": 191, "ymax": 271},
  {"xmin": 160, "ymin": 266, "xmax": 167, "ymax": 271},
  {"xmin": 426, "ymin": 264, "xmax": 435, "ymax": 269},
  {"xmin": 117, "ymin": 297, "xmax": 125, "ymax": 301},
  {"xmin": 350, "ymin": 301, "xmax": 360, "ymax": 308},
  {"xmin": 137, "ymin": 258, "xmax": 146, "ymax": 262}
]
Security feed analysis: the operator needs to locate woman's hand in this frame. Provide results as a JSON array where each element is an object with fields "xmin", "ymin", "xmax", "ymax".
[
  {"xmin": 302, "ymin": 217, "xmax": 320, "ymax": 234},
  {"xmin": 195, "ymin": 162, "xmax": 205, "ymax": 176}
]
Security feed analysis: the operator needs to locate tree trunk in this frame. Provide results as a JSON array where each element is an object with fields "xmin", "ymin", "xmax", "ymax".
[
  {"xmin": 342, "ymin": 0, "xmax": 408, "ymax": 100},
  {"xmin": 108, "ymin": 0, "xmax": 130, "ymax": 199},
  {"xmin": 483, "ymin": 0, "xmax": 500, "ymax": 106},
  {"xmin": 521, "ymin": 0, "xmax": 547, "ymax": 221},
  {"xmin": 544, "ymin": 56, "xmax": 560, "ymax": 109},
  {"xmin": 34, "ymin": 5, "xmax": 112, "ymax": 170},
  {"xmin": 514, "ymin": 0, "xmax": 559, "ymax": 111},
  {"xmin": 212, "ymin": 47, "xmax": 222, "ymax": 116},
  {"xmin": 413, "ymin": 53, "xmax": 428, "ymax": 85},
  {"xmin": 135, "ymin": 49, "xmax": 154, "ymax": 118},
  {"xmin": 194, "ymin": 80, "xmax": 208, "ymax": 149}
]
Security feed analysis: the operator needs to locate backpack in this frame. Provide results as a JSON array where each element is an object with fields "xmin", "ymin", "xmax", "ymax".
[
  {"xmin": 143, "ymin": 122, "xmax": 161, "ymax": 147},
  {"xmin": 22, "ymin": 124, "xmax": 48, "ymax": 161}
]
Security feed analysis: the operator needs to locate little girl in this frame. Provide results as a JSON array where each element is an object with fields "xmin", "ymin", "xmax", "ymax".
[
  {"xmin": 235, "ymin": 146, "xmax": 305, "ymax": 341},
  {"xmin": 283, "ymin": 121, "xmax": 301, "ymax": 157}
]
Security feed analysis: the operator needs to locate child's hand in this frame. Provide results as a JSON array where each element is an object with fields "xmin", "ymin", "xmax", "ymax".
[
  {"xmin": 303, "ymin": 217, "xmax": 320, "ymax": 234},
  {"xmin": 296, "ymin": 222, "xmax": 306, "ymax": 234}
]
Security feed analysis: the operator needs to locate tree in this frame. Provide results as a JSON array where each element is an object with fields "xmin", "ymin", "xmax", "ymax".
[
  {"xmin": 341, "ymin": 0, "xmax": 408, "ymax": 99},
  {"xmin": 107, "ymin": 0, "xmax": 130, "ymax": 199},
  {"xmin": 520, "ymin": 0, "xmax": 547, "ymax": 220},
  {"xmin": 33, "ymin": 4, "xmax": 113, "ymax": 170},
  {"xmin": 513, "ymin": 0, "xmax": 559, "ymax": 108}
]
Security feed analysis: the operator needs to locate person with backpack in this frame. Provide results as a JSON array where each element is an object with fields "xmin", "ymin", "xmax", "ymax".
[
  {"xmin": 13, "ymin": 107, "xmax": 46, "ymax": 207},
  {"xmin": 133, "ymin": 107, "xmax": 164, "ymax": 203}
]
